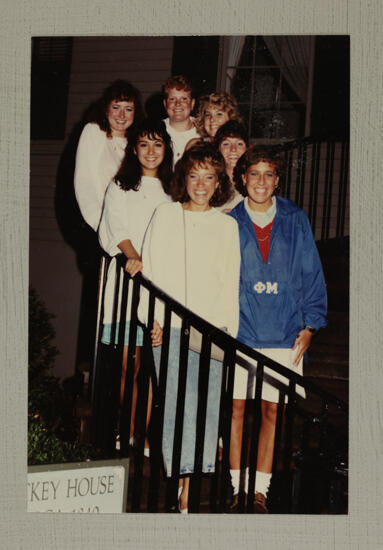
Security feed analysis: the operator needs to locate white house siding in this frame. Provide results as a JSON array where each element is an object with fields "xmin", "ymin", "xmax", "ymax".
[
  {"xmin": 30, "ymin": 36, "xmax": 174, "ymax": 379},
  {"xmin": 66, "ymin": 36, "xmax": 174, "ymax": 132}
]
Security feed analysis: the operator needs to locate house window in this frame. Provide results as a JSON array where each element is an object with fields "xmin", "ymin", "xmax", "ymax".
[
  {"xmin": 31, "ymin": 37, "xmax": 72, "ymax": 140},
  {"xmin": 219, "ymin": 36, "xmax": 315, "ymax": 141}
]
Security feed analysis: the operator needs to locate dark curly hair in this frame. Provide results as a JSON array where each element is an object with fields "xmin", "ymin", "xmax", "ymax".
[
  {"xmin": 115, "ymin": 118, "xmax": 173, "ymax": 193},
  {"xmin": 169, "ymin": 144, "xmax": 233, "ymax": 207},
  {"xmin": 213, "ymin": 119, "xmax": 249, "ymax": 149},
  {"xmin": 233, "ymin": 145, "xmax": 285, "ymax": 196},
  {"xmin": 88, "ymin": 79, "xmax": 143, "ymax": 138}
]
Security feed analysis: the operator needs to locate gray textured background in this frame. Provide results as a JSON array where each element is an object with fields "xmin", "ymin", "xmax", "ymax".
[{"xmin": 1, "ymin": 0, "xmax": 381, "ymax": 548}]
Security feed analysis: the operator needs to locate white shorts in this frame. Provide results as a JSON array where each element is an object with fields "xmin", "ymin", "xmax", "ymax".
[{"xmin": 233, "ymin": 348, "xmax": 306, "ymax": 402}]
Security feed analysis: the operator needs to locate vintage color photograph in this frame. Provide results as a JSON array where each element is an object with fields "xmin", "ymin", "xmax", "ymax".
[{"xmin": 29, "ymin": 35, "xmax": 349, "ymax": 514}]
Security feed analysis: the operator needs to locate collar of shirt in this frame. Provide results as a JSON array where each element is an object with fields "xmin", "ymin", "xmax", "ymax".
[{"xmin": 244, "ymin": 196, "xmax": 276, "ymax": 228}]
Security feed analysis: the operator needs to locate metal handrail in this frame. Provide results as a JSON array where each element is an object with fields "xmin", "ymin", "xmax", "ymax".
[
  {"xmin": 274, "ymin": 137, "xmax": 349, "ymax": 241},
  {"xmin": 91, "ymin": 254, "xmax": 348, "ymax": 514}
]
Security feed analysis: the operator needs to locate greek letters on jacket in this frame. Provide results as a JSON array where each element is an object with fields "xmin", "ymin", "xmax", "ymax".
[{"xmin": 229, "ymin": 197, "xmax": 327, "ymax": 349}]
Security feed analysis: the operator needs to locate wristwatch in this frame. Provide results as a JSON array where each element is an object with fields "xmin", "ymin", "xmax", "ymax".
[{"xmin": 303, "ymin": 325, "xmax": 317, "ymax": 334}]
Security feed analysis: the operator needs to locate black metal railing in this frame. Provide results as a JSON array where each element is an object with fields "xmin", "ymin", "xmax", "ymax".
[
  {"xmin": 277, "ymin": 137, "xmax": 349, "ymax": 242},
  {"xmin": 90, "ymin": 254, "xmax": 348, "ymax": 514}
]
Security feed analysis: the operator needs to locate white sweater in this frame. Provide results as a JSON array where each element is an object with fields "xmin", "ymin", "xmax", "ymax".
[
  {"xmin": 74, "ymin": 123, "xmax": 127, "ymax": 231},
  {"xmin": 140, "ymin": 202, "xmax": 240, "ymax": 336},
  {"xmin": 164, "ymin": 118, "xmax": 200, "ymax": 167},
  {"xmin": 99, "ymin": 176, "xmax": 172, "ymax": 324},
  {"xmin": 216, "ymin": 189, "xmax": 244, "ymax": 213}
]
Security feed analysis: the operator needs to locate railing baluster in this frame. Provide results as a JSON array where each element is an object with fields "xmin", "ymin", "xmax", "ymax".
[
  {"xmin": 131, "ymin": 289, "xmax": 155, "ymax": 512},
  {"xmin": 322, "ymin": 141, "xmax": 334, "ymax": 240},
  {"xmin": 298, "ymin": 141, "xmax": 307, "ymax": 209},
  {"xmin": 90, "ymin": 257, "xmax": 348, "ymax": 514},
  {"xmin": 282, "ymin": 378, "xmax": 297, "ymax": 513},
  {"xmin": 101, "ymin": 260, "xmax": 124, "ymax": 454},
  {"xmin": 276, "ymin": 137, "xmax": 348, "ymax": 240},
  {"xmin": 307, "ymin": 141, "xmax": 316, "ymax": 225},
  {"xmin": 246, "ymin": 359, "xmax": 264, "ymax": 512},
  {"xmin": 91, "ymin": 255, "xmax": 110, "ymax": 405},
  {"xmin": 270, "ymin": 390, "xmax": 286, "ymax": 512},
  {"xmin": 148, "ymin": 302, "xmax": 171, "ymax": 512},
  {"xmin": 116, "ymin": 268, "xmax": 130, "ymax": 458},
  {"xmin": 90, "ymin": 255, "xmax": 111, "ymax": 448},
  {"xmin": 189, "ymin": 333, "xmax": 212, "ymax": 513},
  {"xmin": 165, "ymin": 319, "xmax": 189, "ymax": 512},
  {"xmin": 337, "ymin": 141, "xmax": 349, "ymax": 238},
  {"xmin": 217, "ymin": 347, "xmax": 236, "ymax": 512}
]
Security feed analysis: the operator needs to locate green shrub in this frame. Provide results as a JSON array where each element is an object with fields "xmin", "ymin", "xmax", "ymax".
[{"xmin": 28, "ymin": 288, "xmax": 100, "ymax": 465}]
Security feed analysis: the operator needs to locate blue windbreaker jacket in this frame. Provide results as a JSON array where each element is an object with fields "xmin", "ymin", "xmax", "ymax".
[{"xmin": 229, "ymin": 197, "xmax": 327, "ymax": 348}]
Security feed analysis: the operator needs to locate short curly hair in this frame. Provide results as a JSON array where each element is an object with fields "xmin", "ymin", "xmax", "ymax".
[
  {"xmin": 162, "ymin": 75, "xmax": 194, "ymax": 99},
  {"xmin": 195, "ymin": 92, "xmax": 243, "ymax": 137},
  {"xmin": 233, "ymin": 145, "xmax": 285, "ymax": 196},
  {"xmin": 169, "ymin": 144, "xmax": 233, "ymax": 207},
  {"xmin": 88, "ymin": 79, "xmax": 143, "ymax": 138}
]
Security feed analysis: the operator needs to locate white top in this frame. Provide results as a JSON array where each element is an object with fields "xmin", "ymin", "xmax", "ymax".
[
  {"xmin": 164, "ymin": 118, "xmax": 200, "ymax": 167},
  {"xmin": 74, "ymin": 122, "xmax": 127, "ymax": 231},
  {"xmin": 217, "ymin": 188, "xmax": 244, "ymax": 213},
  {"xmin": 99, "ymin": 176, "xmax": 172, "ymax": 324},
  {"xmin": 139, "ymin": 202, "xmax": 240, "ymax": 336},
  {"xmin": 244, "ymin": 196, "xmax": 277, "ymax": 228}
]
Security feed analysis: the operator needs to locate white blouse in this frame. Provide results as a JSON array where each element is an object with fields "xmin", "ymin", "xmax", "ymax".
[
  {"xmin": 74, "ymin": 123, "xmax": 127, "ymax": 231},
  {"xmin": 99, "ymin": 176, "xmax": 172, "ymax": 325}
]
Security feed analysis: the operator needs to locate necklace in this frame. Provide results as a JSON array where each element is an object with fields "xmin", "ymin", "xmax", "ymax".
[
  {"xmin": 256, "ymin": 231, "xmax": 272, "ymax": 242},
  {"xmin": 254, "ymin": 221, "xmax": 273, "ymax": 242}
]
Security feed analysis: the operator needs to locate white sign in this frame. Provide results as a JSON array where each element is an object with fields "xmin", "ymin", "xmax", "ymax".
[{"xmin": 28, "ymin": 459, "xmax": 129, "ymax": 513}]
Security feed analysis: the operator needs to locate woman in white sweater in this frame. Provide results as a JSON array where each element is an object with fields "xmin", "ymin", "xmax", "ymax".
[
  {"xmin": 98, "ymin": 118, "xmax": 173, "ymax": 451},
  {"xmin": 74, "ymin": 80, "xmax": 143, "ymax": 231},
  {"xmin": 140, "ymin": 144, "xmax": 240, "ymax": 512}
]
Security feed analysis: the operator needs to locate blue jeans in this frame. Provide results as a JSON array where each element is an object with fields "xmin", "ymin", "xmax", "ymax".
[{"xmin": 153, "ymin": 328, "xmax": 223, "ymax": 477}]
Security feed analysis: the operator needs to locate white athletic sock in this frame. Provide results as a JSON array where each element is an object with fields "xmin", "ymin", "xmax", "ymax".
[
  {"xmin": 255, "ymin": 471, "xmax": 272, "ymax": 496},
  {"xmin": 230, "ymin": 469, "xmax": 240, "ymax": 495}
]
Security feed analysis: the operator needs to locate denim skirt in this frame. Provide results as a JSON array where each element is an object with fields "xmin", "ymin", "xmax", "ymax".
[
  {"xmin": 101, "ymin": 322, "xmax": 144, "ymax": 347},
  {"xmin": 153, "ymin": 328, "xmax": 223, "ymax": 477}
]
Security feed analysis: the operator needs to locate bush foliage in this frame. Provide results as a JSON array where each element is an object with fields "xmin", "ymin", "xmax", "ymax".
[{"xmin": 28, "ymin": 288, "xmax": 99, "ymax": 465}]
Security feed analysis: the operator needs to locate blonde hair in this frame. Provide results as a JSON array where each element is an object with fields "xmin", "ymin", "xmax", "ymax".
[{"xmin": 195, "ymin": 92, "xmax": 243, "ymax": 137}]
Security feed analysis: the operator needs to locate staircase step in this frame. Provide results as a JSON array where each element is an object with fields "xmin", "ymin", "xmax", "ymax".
[{"xmin": 304, "ymin": 309, "xmax": 349, "ymax": 380}]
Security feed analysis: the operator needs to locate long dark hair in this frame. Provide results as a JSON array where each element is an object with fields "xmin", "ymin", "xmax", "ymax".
[
  {"xmin": 170, "ymin": 144, "xmax": 233, "ymax": 207},
  {"xmin": 115, "ymin": 119, "xmax": 173, "ymax": 192},
  {"xmin": 87, "ymin": 79, "xmax": 143, "ymax": 138}
]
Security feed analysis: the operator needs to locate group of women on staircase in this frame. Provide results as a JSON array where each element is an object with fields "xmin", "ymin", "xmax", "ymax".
[{"xmin": 74, "ymin": 75, "xmax": 327, "ymax": 514}]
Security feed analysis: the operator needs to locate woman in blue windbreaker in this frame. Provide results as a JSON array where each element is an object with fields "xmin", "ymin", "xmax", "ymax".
[{"xmin": 227, "ymin": 145, "xmax": 327, "ymax": 513}]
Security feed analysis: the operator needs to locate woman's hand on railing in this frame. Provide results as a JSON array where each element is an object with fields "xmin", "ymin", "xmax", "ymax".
[
  {"xmin": 125, "ymin": 258, "xmax": 143, "ymax": 277},
  {"xmin": 151, "ymin": 320, "xmax": 163, "ymax": 347}
]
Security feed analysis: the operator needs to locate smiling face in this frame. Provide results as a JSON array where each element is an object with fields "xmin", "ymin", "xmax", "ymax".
[
  {"xmin": 163, "ymin": 88, "xmax": 195, "ymax": 125},
  {"xmin": 106, "ymin": 99, "xmax": 135, "ymax": 137},
  {"xmin": 243, "ymin": 161, "xmax": 279, "ymax": 212},
  {"xmin": 184, "ymin": 162, "xmax": 219, "ymax": 211},
  {"xmin": 134, "ymin": 133, "xmax": 165, "ymax": 177},
  {"xmin": 203, "ymin": 106, "xmax": 230, "ymax": 137},
  {"xmin": 219, "ymin": 136, "xmax": 247, "ymax": 172}
]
